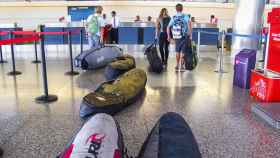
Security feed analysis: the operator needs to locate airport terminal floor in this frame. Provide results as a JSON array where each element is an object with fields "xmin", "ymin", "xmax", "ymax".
[{"xmin": 0, "ymin": 45, "xmax": 279, "ymax": 158}]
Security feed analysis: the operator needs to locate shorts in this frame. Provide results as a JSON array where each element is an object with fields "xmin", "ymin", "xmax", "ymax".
[{"xmin": 175, "ymin": 37, "xmax": 187, "ymax": 54}]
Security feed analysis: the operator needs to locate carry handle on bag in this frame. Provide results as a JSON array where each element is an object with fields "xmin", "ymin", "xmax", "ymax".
[{"xmin": 144, "ymin": 39, "xmax": 157, "ymax": 56}]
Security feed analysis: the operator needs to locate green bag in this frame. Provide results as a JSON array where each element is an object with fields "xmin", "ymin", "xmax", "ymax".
[{"xmin": 88, "ymin": 15, "xmax": 99, "ymax": 34}]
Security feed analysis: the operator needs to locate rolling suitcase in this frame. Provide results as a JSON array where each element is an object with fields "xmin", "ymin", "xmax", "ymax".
[
  {"xmin": 75, "ymin": 45, "xmax": 123, "ymax": 70},
  {"xmin": 233, "ymin": 49, "xmax": 256, "ymax": 89},
  {"xmin": 144, "ymin": 41, "xmax": 163, "ymax": 73}
]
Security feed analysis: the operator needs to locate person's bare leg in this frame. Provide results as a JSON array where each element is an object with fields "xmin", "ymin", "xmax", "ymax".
[{"xmin": 176, "ymin": 53, "xmax": 180, "ymax": 69}]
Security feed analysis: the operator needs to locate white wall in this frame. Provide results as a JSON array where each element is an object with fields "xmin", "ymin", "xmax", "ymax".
[{"xmin": 0, "ymin": 1, "xmax": 275, "ymax": 30}]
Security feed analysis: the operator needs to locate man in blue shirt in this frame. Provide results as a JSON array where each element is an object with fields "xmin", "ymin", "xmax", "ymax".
[{"xmin": 167, "ymin": 3, "xmax": 192, "ymax": 70}]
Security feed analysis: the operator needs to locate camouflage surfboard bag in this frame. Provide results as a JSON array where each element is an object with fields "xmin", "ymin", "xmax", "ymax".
[
  {"xmin": 80, "ymin": 68, "xmax": 147, "ymax": 118},
  {"xmin": 104, "ymin": 55, "xmax": 136, "ymax": 80}
]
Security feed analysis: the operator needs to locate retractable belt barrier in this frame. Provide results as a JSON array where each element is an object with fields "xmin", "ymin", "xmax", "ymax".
[
  {"xmin": 0, "ymin": 36, "xmax": 40, "ymax": 46},
  {"xmin": 193, "ymin": 30, "xmax": 262, "ymax": 74},
  {"xmin": 194, "ymin": 30, "xmax": 261, "ymax": 40}
]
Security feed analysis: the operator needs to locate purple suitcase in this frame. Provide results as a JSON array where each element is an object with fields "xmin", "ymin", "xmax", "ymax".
[{"xmin": 233, "ymin": 49, "xmax": 256, "ymax": 89}]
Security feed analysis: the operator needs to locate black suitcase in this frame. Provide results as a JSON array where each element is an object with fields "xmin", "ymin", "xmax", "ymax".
[
  {"xmin": 184, "ymin": 38, "xmax": 198, "ymax": 71},
  {"xmin": 144, "ymin": 41, "xmax": 163, "ymax": 73}
]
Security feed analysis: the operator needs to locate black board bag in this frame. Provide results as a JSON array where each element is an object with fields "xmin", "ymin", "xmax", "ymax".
[
  {"xmin": 184, "ymin": 37, "xmax": 198, "ymax": 71},
  {"xmin": 138, "ymin": 112, "xmax": 202, "ymax": 158},
  {"xmin": 144, "ymin": 41, "xmax": 163, "ymax": 73}
]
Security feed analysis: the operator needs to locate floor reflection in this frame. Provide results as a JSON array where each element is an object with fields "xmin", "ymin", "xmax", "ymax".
[{"xmin": 0, "ymin": 46, "xmax": 279, "ymax": 158}]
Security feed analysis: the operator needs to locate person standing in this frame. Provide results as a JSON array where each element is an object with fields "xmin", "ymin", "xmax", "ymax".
[
  {"xmin": 110, "ymin": 11, "xmax": 120, "ymax": 44},
  {"xmin": 210, "ymin": 14, "xmax": 218, "ymax": 25},
  {"xmin": 167, "ymin": 3, "xmax": 192, "ymax": 70},
  {"xmin": 135, "ymin": 15, "xmax": 142, "ymax": 22},
  {"xmin": 156, "ymin": 8, "xmax": 171, "ymax": 66},
  {"xmin": 86, "ymin": 6, "xmax": 106, "ymax": 49}
]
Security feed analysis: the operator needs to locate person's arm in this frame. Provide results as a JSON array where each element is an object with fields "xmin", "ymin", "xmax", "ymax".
[
  {"xmin": 188, "ymin": 20, "xmax": 192, "ymax": 39},
  {"xmin": 156, "ymin": 18, "xmax": 160, "ymax": 38},
  {"xmin": 167, "ymin": 17, "xmax": 173, "ymax": 42}
]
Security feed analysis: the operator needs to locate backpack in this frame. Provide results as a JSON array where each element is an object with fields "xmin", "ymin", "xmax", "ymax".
[
  {"xmin": 88, "ymin": 15, "xmax": 99, "ymax": 34},
  {"xmin": 184, "ymin": 38, "xmax": 198, "ymax": 71},
  {"xmin": 171, "ymin": 14, "xmax": 187, "ymax": 39}
]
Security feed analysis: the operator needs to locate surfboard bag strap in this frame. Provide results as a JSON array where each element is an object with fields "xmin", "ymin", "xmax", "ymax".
[{"xmin": 138, "ymin": 112, "xmax": 202, "ymax": 158}]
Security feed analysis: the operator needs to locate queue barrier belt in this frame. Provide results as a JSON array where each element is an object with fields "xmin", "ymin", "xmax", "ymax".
[
  {"xmin": 193, "ymin": 30, "xmax": 262, "ymax": 40},
  {"xmin": 0, "ymin": 29, "xmax": 82, "ymax": 36},
  {"xmin": 0, "ymin": 36, "xmax": 40, "ymax": 46},
  {"xmin": 0, "ymin": 29, "xmax": 83, "ymax": 45}
]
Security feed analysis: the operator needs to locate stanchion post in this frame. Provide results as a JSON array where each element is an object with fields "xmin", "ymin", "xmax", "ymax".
[
  {"xmin": 215, "ymin": 30, "xmax": 227, "ymax": 74},
  {"xmin": 7, "ymin": 32, "xmax": 21, "ymax": 76},
  {"xmin": 0, "ymin": 45, "xmax": 8, "ymax": 63},
  {"xmin": 32, "ymin": 30, "xmax": 41, "ymax": 64},
  {"xmin": 80, "ymin": 29, "xmax": 83, "ymax": 54},
  {"xmin": 35, "ymin": 25, "xmax": 58, "ymax": 103},
  {"xmin": 65, "ymin": 31, "xmax": 79, "ymax": 76},
  {"xmin": 197, "ymin": 30, "xmax": 201, "ymax": 58}
]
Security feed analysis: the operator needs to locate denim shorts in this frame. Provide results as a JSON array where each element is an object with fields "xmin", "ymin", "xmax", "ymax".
[{"xmin": 175, "ymin": 37, "xmax": 187, "ymax": 53}]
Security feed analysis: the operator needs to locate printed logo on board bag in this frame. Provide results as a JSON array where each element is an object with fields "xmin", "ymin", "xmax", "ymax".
[
  {"xmin": 252, "ymin": 79, "xmax": 267, "ymax": 100},
  {"xmin": 86, "ymin": 133, "xmax": 106, "ymax": 157},
  {"xmin": 97, "ymin": 56, "xmax": 105, "ymax": 63}
]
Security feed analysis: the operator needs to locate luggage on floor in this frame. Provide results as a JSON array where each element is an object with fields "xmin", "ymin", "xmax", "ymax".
[
  {"xmin": 138, "ymin": 112, "xmax": 202, "ymax": 158},
  {"xmin": 0, "ymin": 147, "xmax": 3, "ymax": 157},
  {"xmin": 233, "ymin": 49, "xmax": 256, "ymax": 89},
  {"xmin": 184, "ymin": 39, "xmax": 198, "ymax": 71},
  {"xmin": 74, "ymin": 45, "xmax": 123, "ymax": 70},
  {"xmin": 144, "ymin": 41, "xmax": 163, "ymax": 73},
  {"xmin": 58, "ymin": 113, "xmax": 124, "ymax": 158},
  {"xmin": 80, "ymin": 68, "xmax": 147, "ymax": 118},
  {"xmin": 104, "ymin": 55, "xmax": 136, "ymax": 81}
]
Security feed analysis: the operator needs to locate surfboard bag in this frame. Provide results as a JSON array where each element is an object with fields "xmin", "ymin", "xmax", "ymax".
[
  {"xmin": 104, "ymin": 55, "xmax": 136, "ymax": 81},
  {"xmin": 75, "ymin": 45, "xmax": 123, "ymax": 70},
  {"xmin": 58, "ymin": 113, "xmax": 125, "ymax": 158},
  {"xmin": 138, "ymin": 112, "xmax": 202, "ymax": 158},
  {"xmin": 144, "ymin": 41, "xmax": 163, "ymax": 73},
  {"xmin": 184, "ymin": 40, "xmax": 198, "ymax": 71},
  {"xmin": 0, "ymin": 147, "xmax": 3, "ymax": 156},
  {"xmin": 80, "ymin": 68, "xmax": 147, "ymax": 118}
]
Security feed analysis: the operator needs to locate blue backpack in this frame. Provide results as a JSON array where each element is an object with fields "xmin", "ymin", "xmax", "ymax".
[{"xmin": 171, "ymin": 14, "xmax": 187, "ymax": 39}]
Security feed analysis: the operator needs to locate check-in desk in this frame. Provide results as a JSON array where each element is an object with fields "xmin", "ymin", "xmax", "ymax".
[
  {"xmin": 192, "ymin": 23, "xmax": 219, "ymax": 46},
  {"xmin": 118, "ymin": 22, "xmax": 156, "ymax": 45},
  {"xmin": 43, "ymin": 22, "xmax": 87, "ymax": 45},
  {"xmin": 0, "ymin": 23, "xmax": 23, "ymax": 40}
]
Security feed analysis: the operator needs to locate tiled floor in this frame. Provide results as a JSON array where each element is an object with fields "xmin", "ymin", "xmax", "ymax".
[{"xmin": 0, "ymin": 45, "xmax": 279, "ymax": 158}]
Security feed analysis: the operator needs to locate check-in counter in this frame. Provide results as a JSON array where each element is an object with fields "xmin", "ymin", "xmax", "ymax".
[
  {"xmin": 192, "ymin": 23, "xmax": 219, "ymax": 46},
  {"xmin": 118, "ymin": 22, "xmax": 218, "ymax": 46},
  {"xmin": 43, "ymin": 22, "xmax": 87, "ymax": 45},
  {"xmin": 118, "ymin": 22, "xmax": 156, "ymax": 45},
  {"xmin": 0, "ymin": 23, "xmax": 23, "ymax": 40}
]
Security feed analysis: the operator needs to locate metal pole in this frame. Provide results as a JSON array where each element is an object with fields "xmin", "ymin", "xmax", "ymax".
[
  {"xmin": 197, "ymin": 30, "xmax": 201, "ymax": 58},
  {"xmin": 35, "ymin": 25, "xmax": 58, "ymax": 103},
  {"xmin": 65, "ymin": 31, "xmax": 79, "ymax": 76},
  {"xmin": 32, "ymin": 30, "xmax": 41, "ymax": 64},
  {"xmin": 8, "ymin": 32, "xmax": 21, "ymax": 76},
  {"xmin": 0, "ymin": 45, "xmax": 8, "ymax": 63},
  {"xmin": 80, "ymin": 29, "xmax": 83, "ymax": 54},
  {"xmin": 215, "ymin": 30, "xmax": 227, "ymax": 74}
]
